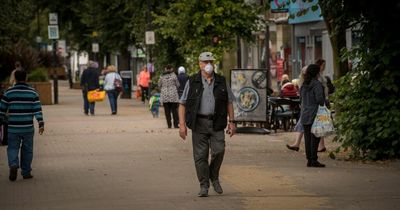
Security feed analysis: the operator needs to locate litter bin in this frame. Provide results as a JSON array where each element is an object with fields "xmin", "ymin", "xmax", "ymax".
[{"xmin": 120, "ymin": 70, "xmax": 132, "ymax": 99}]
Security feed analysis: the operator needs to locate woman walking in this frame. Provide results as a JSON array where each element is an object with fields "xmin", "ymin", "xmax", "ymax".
[
  {"xmin": 158, "ymin": 65, "xmax": 180, "ymax": 128},
  {"xmin": 300, "ymin": 64, "xmax": 326, "ymax": 167},
  {"xmin": 138, "ymin": 65, "xmax": 150, "ymax": 104},
  {"xmin": 103, "ymin": 65, "xmax": 122, "ymax": 115}
]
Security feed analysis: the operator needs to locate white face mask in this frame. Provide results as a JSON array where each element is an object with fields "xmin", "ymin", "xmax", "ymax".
[{"xmin": 204, "ymin": 63, "xmax": 214, "ymax": 74}]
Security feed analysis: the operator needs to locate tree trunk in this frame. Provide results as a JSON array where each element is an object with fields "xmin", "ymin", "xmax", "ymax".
[
  {"xmin": 320, "ymin": 1, "xmax": 350, "ymax": 79},
  {"xmin": 118, "ymin": 49, "xmax": 130, "ymax": 71}
]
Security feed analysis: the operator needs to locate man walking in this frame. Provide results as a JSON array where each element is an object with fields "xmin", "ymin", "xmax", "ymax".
[
  {"xmin": 80, "ymin": 60, "xmax": 99, "ymax": 115},
  {"xmin": 179, "ymin": 52, "xmax": 236, "ymax": 197},
  {"xmin": 0, "ymin": 70, "xmax": 44, "ymax": 181}
]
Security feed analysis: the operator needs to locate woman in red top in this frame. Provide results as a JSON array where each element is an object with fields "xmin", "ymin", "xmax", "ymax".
[{"xmin": 138, "ymin": 65, "xmax": 151, "ymax": 103}]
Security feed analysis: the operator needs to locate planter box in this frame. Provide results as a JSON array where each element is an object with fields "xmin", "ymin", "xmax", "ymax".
[
  {"xmin": 29, "ymin": 82, "xmax": 52, "ymax": 105},
  {"xmin": 1, "ymin": 82, "xmax": 52, "ymax": 105}
]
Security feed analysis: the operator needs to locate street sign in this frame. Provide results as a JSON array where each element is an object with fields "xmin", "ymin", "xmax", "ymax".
[
  {"xmin": 49, "ymin": 13, "xmax": 58, "ymax": 25},
  {"xmin": 145, "ymin": 31, "xmax": 155, "ymax": 45},
  {"xmin": 92, "ymin": 43, "xmax": 99, "ymax": 53},
  {"xmin": 120, "ymin": 70, "xmax": 133, "ymax": 79},
  {"xmin": 48, "ymin": 25, "xmax": 59, "ymax": 39}
]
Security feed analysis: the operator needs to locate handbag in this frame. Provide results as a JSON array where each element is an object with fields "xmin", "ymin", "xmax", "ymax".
[
  {"xmin": 87, "ymin": 89, "xmax": 106, "ymax": 103},
  {"xmin": 311, "ymin": 105, "xmax": 334, "ymax": 137},
  {"xmin": 113, "ymin": 73, "xmax": 123, "ymax": 92}
]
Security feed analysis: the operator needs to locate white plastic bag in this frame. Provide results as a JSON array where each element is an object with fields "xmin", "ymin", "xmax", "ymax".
[{"xmin": 311, "ymin": 105, "xmax": 334, "ymax": 137}]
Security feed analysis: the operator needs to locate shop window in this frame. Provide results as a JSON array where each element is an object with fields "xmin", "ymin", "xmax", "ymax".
[{"xmin": 314, "ymin": 35, "xmax": 323, "ymax": 61}]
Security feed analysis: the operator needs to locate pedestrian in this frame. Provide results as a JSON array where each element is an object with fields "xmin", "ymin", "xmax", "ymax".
[
  {"xmin": 138, "ymin": 65, "xmax": 150, "ymax": 104},
  {"xmin": 149, "ymin": 89, "xmax": 161, "ymax": 118},
  {"xmin": 315, "ymin": 58, "xmax": 329, "ymax": 151},
  {"xmin": 300, "ymin": 64, "xmax": 326, "ymax": 167},
  {"xmin": 9, "ymin": 61, "xmax": 23, "ymax": 86},
  {"xmin": 177, "ymin": 66, "xmax": 188, "ymax": 98},
  {"xmin": 103, "ymin": 65, "xmax": 122, "ymax": 115},
  {"xmin": 286, "ymin": 64, "xmax": 327, "ymax": 152},
  {"xmin": 0, "ymin": 70, "xmax": 44, "ymax": 181},
  {"xmin": 80, "ymin": 60, "xmax": 100, "ymax": 116},
  {"xmin": 158, "ymin": 64, "xmax": 180, "ymax": 128},
  {"xmin": 178, "ymin": 51, "xmax": 236, "ymax": 197},
  {"xmin": 280, "ymin": 79, "xmax": 298, "ymax": 98}
]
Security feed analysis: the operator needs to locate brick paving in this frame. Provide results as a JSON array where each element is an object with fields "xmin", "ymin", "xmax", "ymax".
[{"xmin": 0, "ymin": 81, "xmax": 399, "ymax": 210}]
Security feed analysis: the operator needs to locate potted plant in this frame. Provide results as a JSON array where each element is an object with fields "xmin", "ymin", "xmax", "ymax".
[{"xmin": 27, "ymin": 68, "xmax": 52, "ymax": 105}]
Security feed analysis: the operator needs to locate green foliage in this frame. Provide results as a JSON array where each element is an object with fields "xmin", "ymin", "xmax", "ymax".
[
  {"xmin": 27, "ymin": 68, "xmax": 49, "ymax": 82},
  {"xmin": 332, "ymin": 1, "xmax": 400, "ymax": 159},
  {"xmin": 0, "ymin": 0, "xmax": 36, "ymax": 45},
  {"xmin": 333, "ymin": 63, "xmax": 400, "ymax": 159},
  {"xmin": 153, "ymin": 0, "xmax": 263, "ymax": 70}
]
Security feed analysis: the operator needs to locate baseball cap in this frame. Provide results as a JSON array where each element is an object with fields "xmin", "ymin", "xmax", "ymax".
[{"xmin": 198, "ymin": 52, "xmax": 215, "ymax": 61}]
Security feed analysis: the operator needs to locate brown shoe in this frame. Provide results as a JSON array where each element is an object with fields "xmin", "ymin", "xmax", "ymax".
[
  {"xmin": 212, "ymin": 180, "xmax": 223, "ymax": 194},
  {"xmin": 198, "ymin": 187, "xmax": 209, "ymax": 197},
  {"xmin": 23, "ymin": 174, "xmax": 34, "ymax": 179}
]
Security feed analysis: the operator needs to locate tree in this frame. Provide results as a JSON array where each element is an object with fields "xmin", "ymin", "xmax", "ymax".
[
  {"xmin": 153, "ymin": 0, "xmax": 264, "ymax": 74},
  {"xmin": 332, "ymin": 0, "xmax": 400, "ymax": 160},
  {"xmin": 317, "ymin": 0, "xmax": 350, "ymax": 78}
]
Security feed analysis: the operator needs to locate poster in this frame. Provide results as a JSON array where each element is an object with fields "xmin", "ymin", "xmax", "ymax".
[{"xmin": 231, "ymin": 69, "xmax": 267, "ymax": 122}]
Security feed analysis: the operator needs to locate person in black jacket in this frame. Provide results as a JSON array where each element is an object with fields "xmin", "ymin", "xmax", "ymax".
[
  {"xmin": 300, "ymin": 64, "xmax": 326, "ymax": 167},
  {"xmin": 80, "ymin": 61, "xmax": 100, "ymax": 115},
  {"xmin": 178, "ymin": 52, "xmax": 236, "ymax": 197}
]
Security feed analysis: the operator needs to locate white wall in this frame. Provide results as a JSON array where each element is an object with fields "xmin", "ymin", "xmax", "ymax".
[{"xmin": 322, "ymin": 30, "xmax": 334, "ymax": 79}]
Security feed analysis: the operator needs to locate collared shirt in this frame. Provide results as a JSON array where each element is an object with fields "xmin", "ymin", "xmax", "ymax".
[{"xmin": 180, "ymin": 73, "xmax": 234, "ymax": 115}]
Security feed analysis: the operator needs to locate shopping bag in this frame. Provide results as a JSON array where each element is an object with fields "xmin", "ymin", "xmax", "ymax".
[
  {"xmin": 311, "ymin": 105, "xmax": 334, "ymax": 137},
  {"xmin": 135, "ymin": 89, "xmax": 141, "ymax": 99},
  {"xmin": 87, "ymin": 89, "xmax": 106, "ymax": 103},
  {"xmin": 114, "ymin": 78, "xmax": 123, "ymax": 92}
]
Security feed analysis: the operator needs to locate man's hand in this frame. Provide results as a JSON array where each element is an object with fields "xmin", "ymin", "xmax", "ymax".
[
  {"xmin": 179, "ymin": 125, "xmax": 187, "ymax": 140},
  {"xmin": 226, "ymin": 123, "xmax": 236, "ymax": 137},
  {"xmin": 39, "ymin": 127, "xmax": 44, "ymax": 135}
]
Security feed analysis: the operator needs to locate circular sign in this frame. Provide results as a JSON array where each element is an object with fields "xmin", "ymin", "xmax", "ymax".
[
  {"xmin": 237, "ymin": 87, "xmax": 260, "ymax": 112},
  {"xmin": 252, "ymin": 70, "xmax": 267, "ymax": 89}
]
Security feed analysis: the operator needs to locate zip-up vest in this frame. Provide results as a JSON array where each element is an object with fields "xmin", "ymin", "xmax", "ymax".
[{"xmin": 185, "ymin": 72, "xmax": 228, "ymax": 131}]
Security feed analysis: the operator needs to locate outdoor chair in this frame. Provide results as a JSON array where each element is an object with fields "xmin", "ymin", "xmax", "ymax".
[{"xmin": 268, "ymin": 97, "xmax": 300, "ymax": 132}]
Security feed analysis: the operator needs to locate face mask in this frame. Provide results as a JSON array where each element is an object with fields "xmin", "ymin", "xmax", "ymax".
[{"xmin": 204, "ymin": 63, "xmax": 214, "ymax": 74}]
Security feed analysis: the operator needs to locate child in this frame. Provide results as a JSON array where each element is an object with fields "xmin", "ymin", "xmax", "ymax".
[{"xmin": 149, "ymin": 90, "xmax": 160, "ymax": 118}]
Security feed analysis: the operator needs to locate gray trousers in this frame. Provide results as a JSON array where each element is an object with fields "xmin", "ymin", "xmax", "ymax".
[{"xmin": 192, "ymin": 118, "xmax": 225, "ymax": 188}]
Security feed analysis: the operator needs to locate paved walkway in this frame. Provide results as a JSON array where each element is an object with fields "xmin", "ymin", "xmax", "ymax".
[{"xmin": 0, "ymin": 81, "xmax": 399, "ymax": 210}]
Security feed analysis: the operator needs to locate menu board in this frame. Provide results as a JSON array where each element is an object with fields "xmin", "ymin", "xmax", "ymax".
[{"xmin": 231, "ymin": 69, "xmax": 267, "ymax": 122}]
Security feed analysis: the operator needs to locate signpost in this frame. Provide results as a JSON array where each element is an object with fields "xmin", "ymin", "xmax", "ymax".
[
  {"xmin": 48, "ymin": 12, "xmax": 59, "ymax": 104},
  {"xmin": 145, "ymin": 31, "xmax": 155, "ymax": 45}
]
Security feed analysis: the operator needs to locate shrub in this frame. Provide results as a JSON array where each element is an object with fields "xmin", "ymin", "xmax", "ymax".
[
  {"xmin": 333, "ymin": 48, "xmax": 400, "ymax": 160},
  {"xmin": 0, "ymin": 39, "xmax": 39, "ymax": 81},
  {"xmin": 27, "ymin": 68, "xmax": 49, "ymax": 82}
]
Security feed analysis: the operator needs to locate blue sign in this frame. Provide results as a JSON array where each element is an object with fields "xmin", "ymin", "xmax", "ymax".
[
  {"xmin": 288, "ymin": 0, "xmax": 323, "ymax": 24},
  {"xmin": 270, "ymin": 0, "xmax": 289, "ymax": 13}
]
